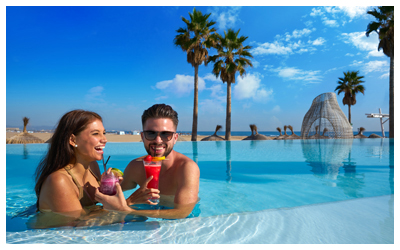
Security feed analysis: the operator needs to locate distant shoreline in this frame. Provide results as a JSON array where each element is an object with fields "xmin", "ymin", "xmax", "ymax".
[
  {"xmin": 6, "ymin": 131, "xmax": 385, "ymax": 144},
  {"xmin": 5, "ymin": 132, "xmax": 249, "ymax": 142}
]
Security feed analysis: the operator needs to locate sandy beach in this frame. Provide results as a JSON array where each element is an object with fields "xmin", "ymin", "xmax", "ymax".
[{"xmin": 6, "ymin": 132, "xmax": 248, "ymax": 143}]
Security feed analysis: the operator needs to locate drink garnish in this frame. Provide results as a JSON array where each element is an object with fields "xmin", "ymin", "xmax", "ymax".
[
  {"xmin": 111, "ymin": 168, "xmax": 124, "ymax": 177},
  {"xmin": 151, "ymin": 156, "xmax": 165, "ymax": 161},
  {"xmin": 144, "ymin": 155, "xmax": 152, "ymax": 162}
]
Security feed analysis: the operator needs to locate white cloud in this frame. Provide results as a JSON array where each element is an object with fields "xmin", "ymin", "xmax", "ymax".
[
  {"xmin": 252, "ymin": 28, "xmax": 325, "ymax": 57},
  {"xmin": 203, "ymin": 73, "xmax": 221, "ymax": 82},
  {"xmin": 199, "ymin": 99, "xmax": 225, "ymax": 114},
  {"xmin": 251, "ymin": 41, "xmax": 293, "ymax": 56},
  {"xmin": 310, "ymin": 6, "xmax": 371, "ymax": 27},
  {"xmin": 272, "ymin": 105, "xmax": 281, "ymax": 113},
  {"xmin": 270, "ymin": 66, "xmax": 323, "ymax": 84},
  {"xmin": 155, "ymin": 95, "xmax": 168, "ymax": 101},
  {"xmin": 323, "ymin": 18, "xmax": 339, "ymax": 27},
  {"xmin": 208, "ymin": 6, "xmax": 242, "ymax": 31},
  {"xmin": 310, "ymin": 7, "xmax": 324, "ymax": 17},
  {"xmin": 380, "ymin": 73, "xmax": 390, "ymax": 79},
  {"xmin": 337, "ymin": 6, "xmax": 370, "ymax": 20},
  {"xmin": 155, "ymin": 74, "xmax": 206, "ymax": 96},
  {"xmin": 252, "ymin": 59, "xmax": 260, "ymax": 68},
  {"xmin": 341, "ymin": 32, "xmax": 384, "ymax": 58},
  {"xmin": 310, "ymin": 37, "xmax": 326, "ymax": 46},
  {"xmin": 284, "ymin": 28, "xmax": 313, "ymax": 41},
  {"xmin": 350, "ymin": 60, "xmax": 389, "ymax": 75},
  {"xmin": 85, "ymin": 86, "xmax": 105, "ymax": 103},
  {"xmin": 363, "ymin": 60, "xmax": 389, "ymax": 74},
  {"xmin": 208, "ymin": 84, "xmax": 224, "ymax": 101},
  {"xmin": 233, "ymin": 73, "xmax": 273, "ymax": 103}
]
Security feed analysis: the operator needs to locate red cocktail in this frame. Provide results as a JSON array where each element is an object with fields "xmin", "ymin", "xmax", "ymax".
[{"xmin": 143, "ymin": 155, "xmax": 164, "ymax": 203}]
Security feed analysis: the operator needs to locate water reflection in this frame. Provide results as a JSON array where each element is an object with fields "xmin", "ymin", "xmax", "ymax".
[
  {"xmin": 23, "ymin": 144, "xmax": 29, "ymax": 159},
  {"xmin": 337, "ymin": 157, "xmax": 365, "ymax": 198},
  {"xmin": 389, "ymin": 139, "xmax": 394, "ymax": 168},
  {"xmin": 191, "ymin": 142, "xmax": 198, "ymax": 164},
  {"xmin": 302, "ymin": 139, "xmax": 357, "ymax": 183},
  {"xmin": 226, "ymin": 141, "xmax": 232, "ymax": 182}
]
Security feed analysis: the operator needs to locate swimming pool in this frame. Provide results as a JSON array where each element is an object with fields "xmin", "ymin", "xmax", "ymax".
[{"xmin": 6, "ymin": 139, "xmax": 394, "ymax": 243}]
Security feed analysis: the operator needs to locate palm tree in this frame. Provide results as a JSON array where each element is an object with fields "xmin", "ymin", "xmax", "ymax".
[
  {"xmin": 335, "ymin": 71, "xmax": 366, "ymax": 124},
  {"xmin": 366, "ymin": 6, "xmax": 394, "ymax": 138},
  {"xmin": 207, "ymin": 29, "xmax": 253, "ymax": 140},
  {"xmin": 174, "ymin": 8, "xmax": 217, "ymax": 141}
]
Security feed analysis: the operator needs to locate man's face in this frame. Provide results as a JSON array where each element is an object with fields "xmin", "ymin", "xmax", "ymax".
[{"xmin": 141, "ymin": 118, "xmax": 178, "ymax": 157}]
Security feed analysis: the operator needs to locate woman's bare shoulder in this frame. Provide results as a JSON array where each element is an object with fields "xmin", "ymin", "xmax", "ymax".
[{"xmin": 42, "ymin": 169, "xmax": 73, "ymax": 190}]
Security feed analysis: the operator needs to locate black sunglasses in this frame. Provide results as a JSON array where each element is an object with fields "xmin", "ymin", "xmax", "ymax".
[{"xmin": 143, "ymin": 130, "xmax": 175, "ymax": 141}]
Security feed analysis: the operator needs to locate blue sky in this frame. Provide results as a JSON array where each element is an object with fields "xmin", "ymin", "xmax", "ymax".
[{"xmin": 6, "ymin": 4, "xmax": 394, "ymax": 132}]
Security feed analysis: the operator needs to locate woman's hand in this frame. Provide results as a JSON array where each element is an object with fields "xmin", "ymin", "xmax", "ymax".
[
  {"xmin": 102, "ymin": 167, "xmax": 123, "ymax": 183},
  {"xmin": 126, "ymin": 176, "xmax": 160, "ymax": 206},
  {"xmin": 95, "ymin": 182, "xmax": 131, "ymax": 212}
]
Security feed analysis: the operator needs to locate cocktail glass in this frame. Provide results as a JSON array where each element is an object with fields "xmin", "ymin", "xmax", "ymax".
[
  {"xmin": 99, "ymin": 172, "xmax": 119, "ymax": 195},
  {"xmin": 143, "ymin": 158, "xmax": 162, "ymax": 203}
]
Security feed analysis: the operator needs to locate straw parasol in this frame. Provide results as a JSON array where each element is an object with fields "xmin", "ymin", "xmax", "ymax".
[
  {"xmin": 354, "ymin": 127, "xmax": 368, "ymax": 138},
  {"xmin": 201, "ymin": 125, "xmax": 225, "ymax": 141},
  {"xmin": 368, "ymin": 133, "xmax": 382, "ymax": 138},
  {"xmin": 274, "ymin": 125, "xmax": 289, "ymax": 140},
  {"xmin": 277, "ymin": 127, "xmax": 282, "ymax": 136},
  {"xmin": 286, "ymin": 125, "xmax": 301, "ymax": 140},
  {"xmin": 6, "ymin": 117, "xmax": 45, "ymax": 144},
  {"xmin": 243, "ymin": 124, "xmax": 272, "ymax": 140}
]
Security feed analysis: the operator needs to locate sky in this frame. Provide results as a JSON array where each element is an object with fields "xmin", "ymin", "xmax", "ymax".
[{"xmin": 5, "ymin": 2, "xmax": 396, "ymax": 133}]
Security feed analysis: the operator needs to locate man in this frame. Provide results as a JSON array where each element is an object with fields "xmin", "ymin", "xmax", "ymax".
[{"xmin": 96, "ymin": 104, "xmax": 200, "ymax": 219}]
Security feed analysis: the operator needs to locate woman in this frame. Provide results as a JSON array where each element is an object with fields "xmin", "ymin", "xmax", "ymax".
[
  {"xmin": 34, "ymin": 109, "xmax": 156, "ymax": 222},
  {"xmin": 34, "ymin": 110, "xmax": 108, "ymax": 218}
]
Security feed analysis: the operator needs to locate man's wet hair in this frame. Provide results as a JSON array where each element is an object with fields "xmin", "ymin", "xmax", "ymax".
[{"xmin": 142, "ymin": 104, "xmax": 179, "ymax": 129}]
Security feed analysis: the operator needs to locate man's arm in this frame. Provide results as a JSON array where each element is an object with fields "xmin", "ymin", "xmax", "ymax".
[
  {"xmin": 96, "ymin": 160, "xmax": 200, "ymax": 219},
  {"xmin": 129, "ymin": 160, "xmax": 199, "ymax": 219},
  {"xmin": 120, "ymin": 160, "xmax": 140, "ymax": 191}
]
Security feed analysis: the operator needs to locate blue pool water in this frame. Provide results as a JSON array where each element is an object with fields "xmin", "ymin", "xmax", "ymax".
[{"xmin": 6, "ymin": 139, "xmax": 394, "ymax": 243}]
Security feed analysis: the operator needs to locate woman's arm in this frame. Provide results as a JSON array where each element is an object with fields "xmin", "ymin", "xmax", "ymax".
[{"xmin": 95, "ymin": 182, "xmax": 196, "ymax": 219}]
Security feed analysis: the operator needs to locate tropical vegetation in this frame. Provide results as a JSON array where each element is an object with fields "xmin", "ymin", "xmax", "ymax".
[
  {"xmin": 366, "ymin": 6, "xmax": 394, "ymax": 138},
  {"xmin": 207, "ymin": 29, "xmax": 253, "ymax": 140},
  {"xmin": 174, "ymin": 8, "xmax": 217, "ymax": 141},
  {"xmin": 335, "ymin": 71, "xmax": 366, "ymax": 124}
]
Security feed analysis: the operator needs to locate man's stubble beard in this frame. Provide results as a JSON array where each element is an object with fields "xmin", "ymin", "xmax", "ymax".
[{"xmin": 145, "ymin": 142, "xmax": 173, "ymax": 158}]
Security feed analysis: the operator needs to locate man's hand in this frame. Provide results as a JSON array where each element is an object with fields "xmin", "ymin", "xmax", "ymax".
[{"xmin": 126, "ymin": 176, "xmax": 160, "ymax": 206}]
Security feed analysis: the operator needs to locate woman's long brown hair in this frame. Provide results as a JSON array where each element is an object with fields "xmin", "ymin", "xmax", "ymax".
[{"xmin": 34, "ymin": 110, "xmax": 102, "ymax": 208}]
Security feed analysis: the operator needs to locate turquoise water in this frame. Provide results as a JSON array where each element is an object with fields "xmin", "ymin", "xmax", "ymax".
[{"xmin": 6, "ymin": 139, "xmax": 394, "ymax": 243}]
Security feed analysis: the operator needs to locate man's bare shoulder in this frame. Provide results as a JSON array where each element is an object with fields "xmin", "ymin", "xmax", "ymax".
[
  {"xmin": 124, "ymin": 157, "xmax": 147, "ymax": 176},
  {"xmin": 173, "ymin": 151, "xmax": 199, "ymax": 174}
]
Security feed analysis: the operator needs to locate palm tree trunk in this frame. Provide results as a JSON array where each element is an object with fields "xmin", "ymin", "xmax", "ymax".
[
  {"xmin": 348, "ymin": 105, "xmax": 351, "ymax": 124},
  {"xmin": 225, "ymin": 82, "xmax": 232, "ymax": 141},
  {"xmin": 191, "ymin": 65, "xmax": 199, "ymax": 142},
  {"xmin": 389, "ymin": 53, "xmax": 394, "ymax": 138}
]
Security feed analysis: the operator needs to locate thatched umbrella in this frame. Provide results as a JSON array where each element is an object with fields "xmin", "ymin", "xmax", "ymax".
[
  {"xmin": 6, "ymin": 117, "xmax": 45, "ymax": 144},
  {"xmin": 308, "ymin": 125, "xmax": 320, "ymax": 139},
  {"xmin": 201, "ymin": 125, "xmax": 225, "ymax": 141},
  {"xmin": 274, "ymin": 126, "xmax": 289, "ymax": 140},
  {"xmin": 243, "ymin": 124, "xmax": 271, "ymax": 140},
  {"xmin": 319, "ymin": 127, "xmax": 330, "ymax": 139},
  {"xmin": 354, "ymin": 127, "xmax": 368, "ymax": 138},
  {"xmin": 286, "ymin": 125, "xmax": 301, "ymax": 140},
  {"xmin": 369, "ymin": 133, "xmax": 382, "ymax": 138},
  {"xmin": 277, "ymin": 127, "xmax": 282, "ymax": 136}
]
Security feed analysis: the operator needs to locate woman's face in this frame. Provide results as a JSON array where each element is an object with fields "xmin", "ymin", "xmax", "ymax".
[{"xmin": 71, "ymin": 119, "xmax": 107, "ymax": 164}]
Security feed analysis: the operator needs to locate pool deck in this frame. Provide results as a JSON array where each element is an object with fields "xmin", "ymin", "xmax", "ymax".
[{"xmin": 6, "ymin": 195, "xmax": 394, "ymax": 244}]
